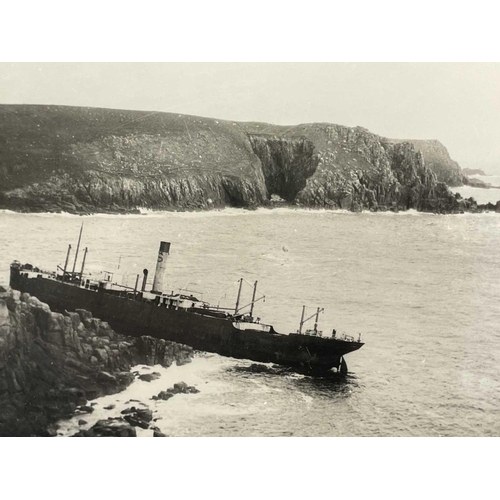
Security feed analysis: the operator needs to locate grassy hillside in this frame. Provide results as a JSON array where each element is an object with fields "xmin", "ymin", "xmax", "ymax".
[{"xmin": 0, "ymin": 104, "xmax": 469, "ymax": 213}]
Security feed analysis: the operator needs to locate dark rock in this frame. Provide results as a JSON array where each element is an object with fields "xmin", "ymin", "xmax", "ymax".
[
  {"xmin": 173, "ymin": 381, "xmax": 189, "ymax": 393},
  {"xmin": 121, "ymin": 407, "xmax": 151, "ymax": 428},
  {"xmin": 123, "ymin": 414, "xmax": 150, "ymax": 429},
  {"xmin": 0, "ymin": 286, "xmax": 194, "ymax": 436},
  {"xmin": 138, "ymin": 372, "xmax": 161, "ymax": 382},
  {"xmin": 153, "ymin": 381, "xmax": 199, "ymax": 401},
  {"xmin": 76, "ymin": 405, "xmax": 94, "ymax": 414},
  {"xmin": 46, "ymin": 423, "xmax": 59, "ymax": 437},
  {"xmin": 120, "ymin": 405, "xmax": 153, "ymax": 429},
  {"xmin": 169, "ymin": 381, "xmax": 200, "ymax": 394},
  {"xmin": 96, "ymin": 371, "xmax": 116, "ymax": 383},
  {"xmin": 152, "ymin": 391, "xmax": 174, "ymax": 401},
  {"xmin": 153, "ymin": 430, "xmax": 167, "ymax": 437},
  {"xmin": 103, "ymin": 404, "xmax": 116, "ymax": 410},
  {"xmin": 135, "ymin": 408, "xmax": 153, "ymax": 422},
  {"xmin": 73, "ymin": 419, "xmax": 136, "ymax": 437},
  {"xmin": 75, "ymin": 309, "xmax": 93, "ymax": 324},
  {"xmin": 247, "ymin": 363, "xmax": 270, "ymax": 373},
  {"xmin": 467, "ymin": 177, "xmax": 490, "ymax": 188},
  {"xmin": 121, "ymin": 407, "xmax": 137, "ymax": 415}
]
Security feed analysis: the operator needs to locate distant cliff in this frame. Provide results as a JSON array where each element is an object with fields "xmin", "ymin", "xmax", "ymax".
[
  {"xmin": 389, "ymin": 138, "xmax": 466, "ymax": 187},
  {"xmin": 0, "ymin": 105, "xmax": 470, "ymax": 213},
  {"xmin": 462, "ymin": 167, "xmax": 487, "ymax": 176}
]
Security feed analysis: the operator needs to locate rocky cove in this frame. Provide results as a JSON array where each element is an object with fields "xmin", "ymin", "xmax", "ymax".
[
  {"xmin": 0, "ymin": 285, "xmax": 196, "ymax": 436},
  {"xmin": 1, "ymin": 105, "xmax": 497, "ymax": 215}
]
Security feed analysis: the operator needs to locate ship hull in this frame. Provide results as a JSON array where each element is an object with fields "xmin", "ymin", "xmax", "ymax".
[{"xmin": 10, "ymin": 268, "xmax": 363, "ymax": 372}]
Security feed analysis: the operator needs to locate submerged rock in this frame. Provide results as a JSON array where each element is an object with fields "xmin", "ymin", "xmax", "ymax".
[
  {"xmin": 152, "ymin": 381, "xmax": 200, "ymax": 401},
  {"xmin": 152, "ymin": 391, "xmax": 174, "ymax": 401}
]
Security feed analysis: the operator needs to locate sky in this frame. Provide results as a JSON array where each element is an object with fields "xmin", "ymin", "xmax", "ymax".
[{"xmin": 1, "ymin": 62, "xmax": 499, "ymax": 173}]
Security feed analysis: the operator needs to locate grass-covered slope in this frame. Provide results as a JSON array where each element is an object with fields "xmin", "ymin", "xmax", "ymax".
[
  {"xmin": 0, "ymin": 105, "xmax": 266, "ymax": 212},
  {"xmin": 0, "ymin": 104, "xmax": 467, "ymax": 213}
]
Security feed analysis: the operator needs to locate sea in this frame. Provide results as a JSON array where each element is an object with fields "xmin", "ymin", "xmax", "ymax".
[
  {"xmin": 453, "ymin": 173, "xmax": 500, "ymax": 205},
  {"xmin": 1, "ymin": 207, "xmax": 499, "ymax": 437}
]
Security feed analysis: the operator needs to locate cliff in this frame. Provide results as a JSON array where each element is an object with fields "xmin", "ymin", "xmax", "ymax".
[
  {"xmin": 389, "ymin": 139, "xmax": 466, "ymax": 187},
  {"xmin": 462, "ymin": 168, "xmax": 487, "ymax": 176},
  {"xmin": 0, "ymin": 104, "xmax": 469, "ymax": 213},
  {"xmin": 245, "ymin": 123, "xmax": 459, "ymax": 212},
  {"xmin": 0, "ymin": 285, "xmax": 193, "ymax": 436}
]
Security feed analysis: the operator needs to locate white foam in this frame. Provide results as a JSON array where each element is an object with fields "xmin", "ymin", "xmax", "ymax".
[{"xmin": 55, "ymin": 354, "xmax": 235, "ymax": 437}]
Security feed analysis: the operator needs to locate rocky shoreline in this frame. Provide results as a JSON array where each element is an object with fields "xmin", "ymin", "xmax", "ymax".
[
  {"xmin": 2, "ymin": 192, "xmax": 500, "ymax": 216},
  {"xmin": 0, "ymin": 105, "xmax": 487, "ymax": 216},
  {"xmin": 0, "ymin": 285, "xmax": 195, "ymax": 436},
  {"xmin": 70, "ymin": 378, "xmax": 201, "ymax": 437}
]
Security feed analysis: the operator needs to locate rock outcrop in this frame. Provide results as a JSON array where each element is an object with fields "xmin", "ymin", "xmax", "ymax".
[
  {"xmin": 389, "ymin": 139, "xmax": 466, "ymax": 187},
  {"xmin": 72, "ymin": 419, "xmax": 137, "ymax": 437},
  {"xmin": 0, "ymin": 104, "xmax": 476, "ymax": 214},
  {"xmin": 151, "ymin": 381, "xmax": 200, "ymax": 402},
  {"xmin": 0, "ymin": 285, "xmax": 193, "ymax": 436},
  {"xmin": 462, "ymin": 168, "xmax": 487, "ymax": 176}
]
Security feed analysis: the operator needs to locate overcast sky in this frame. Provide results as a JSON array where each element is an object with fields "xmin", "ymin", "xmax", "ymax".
[{"xmin": 1, "ymin": 62, "xmax": 499, "ymax": 172}]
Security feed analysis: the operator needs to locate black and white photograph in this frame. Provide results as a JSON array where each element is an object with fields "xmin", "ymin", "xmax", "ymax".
[
  {"xmin": 1, "ymin": 3, "xmax": 498, "ymax": 497},
  {"xmin": 3, "ymin": 61, "xmax": 500, "ymax": 439}
]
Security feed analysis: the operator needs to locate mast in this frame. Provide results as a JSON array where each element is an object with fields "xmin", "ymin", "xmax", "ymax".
[
  {"xmin": 79, "ymin": 247, "xmax": 88, "ymax": 279},
  {"xmin": 299, "ymin": 305, "xmax": 306, "ymax": 334},
  {"xmin": 299, "ymin": 306, "xmax": 324, "ymax": 334},
  {"xmin": 134, "ymin": 274, "xmax": 140, "ymax": 296},
  {"xmin": 234, "ymin": 278, "xmax": 243, "ymax": 314},
  {"xmin": 249, "ymin": 281, "xmax": 258, "ymax": 316},
  {"xmin": 313, "ymin": 307, "xmax": 321, "ymax": 334},
  {"xmin": 71, "ymin": 223, "xmax": 84, "ymax": 274},
  {"xmin": 63, "ymin": 244, "xmax": 72, "ymax": 281}
]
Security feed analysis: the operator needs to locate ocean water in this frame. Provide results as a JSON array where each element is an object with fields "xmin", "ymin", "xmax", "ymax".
[
  {"xmin": 469, "ymin": 174, "xmax": 500, "ymax": 187},
  {"xmin": 453, "ymin": 173, "xmax": 500, "ymax": 205},
  {"xmin": 1, "ymin": 208, "xmax": 500, "ymax": 436}
]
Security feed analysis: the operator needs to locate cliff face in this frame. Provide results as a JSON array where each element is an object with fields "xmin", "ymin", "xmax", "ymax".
[
  {"xmin": 0, "ymin": 105, "xmax": 467, "ymax": 213},
  {"xmin": 247, "ymin": 124, "xmax": 457, "ymax": 212},
  {"xmin": 0, "ymin": 285, "xmax": 193, "ymax": 436},
  {"xmin": 248, "ymin": 135, "xmax": 319, "ymax": 202},
  {"xmin": 390, "ymin": 139, "xmax": 466, "ymax": 187}
]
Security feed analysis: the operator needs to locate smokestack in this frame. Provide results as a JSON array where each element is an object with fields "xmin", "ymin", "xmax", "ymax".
[
  {"xmin": 152, "ymin": 241, "xmax": 170, "ymax": 293},
  {"xmin": 141, "ymin": 269, "xmax": 148, "ymax": 292}
]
